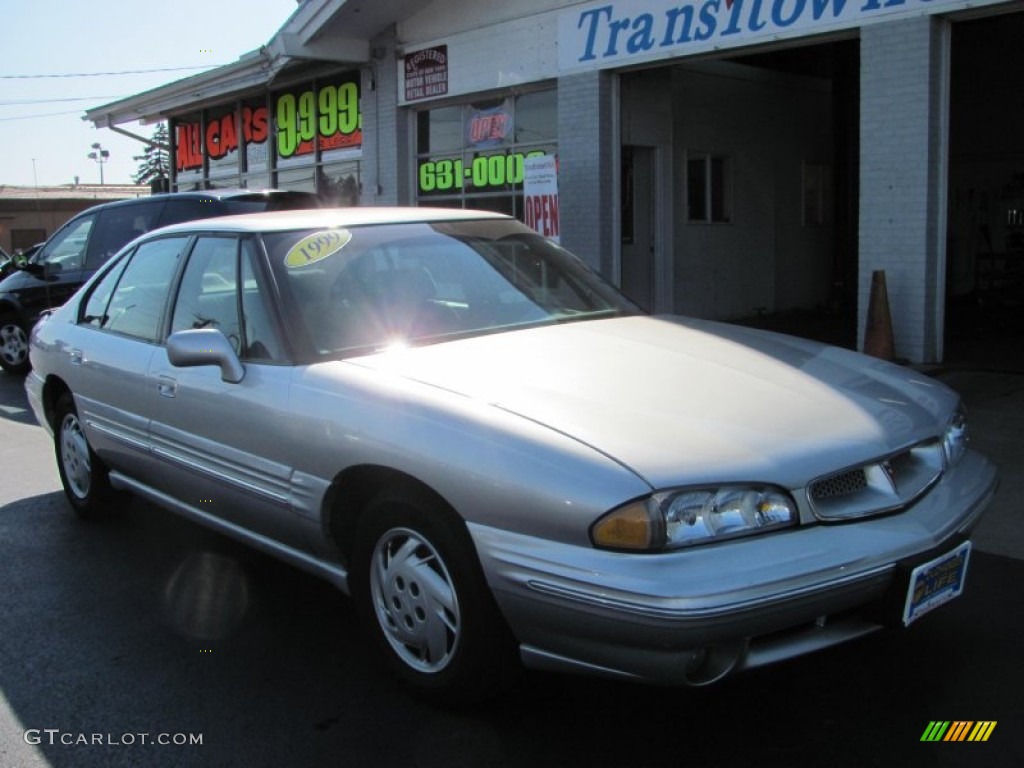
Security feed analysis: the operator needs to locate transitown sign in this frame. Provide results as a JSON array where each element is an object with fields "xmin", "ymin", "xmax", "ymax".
[{"xmin": 557, "ymin": 0, "xmax": 1009, "ymax": 71}]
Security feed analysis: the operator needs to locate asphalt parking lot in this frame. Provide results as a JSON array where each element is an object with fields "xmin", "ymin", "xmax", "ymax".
[{"xmin": 1, "ymin": 368, "xmax": 1022, "ymax": 768}]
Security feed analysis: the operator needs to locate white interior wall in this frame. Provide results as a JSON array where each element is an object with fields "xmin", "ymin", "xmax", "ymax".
[{"xmin": 670, "ymin": 62, "xmax": 834, "ymax": 320}]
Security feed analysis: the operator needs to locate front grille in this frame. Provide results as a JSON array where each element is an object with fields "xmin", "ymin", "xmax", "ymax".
[
  {"xmin": 811, "ymin": 468, "xmax": 867, "ymax": 499},
  {"xmin": 808, "ymin": 439, "xmax": 944, "ymax": 521},
  {"xmin": 888, "ymin": 450, "xmax": 915, "ymax": 479}
]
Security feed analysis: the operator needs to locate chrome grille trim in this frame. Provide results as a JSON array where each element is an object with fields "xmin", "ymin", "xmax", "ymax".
[{"xmin": 808, "ymin": 439, "xmax": 944, "ymax": 521}]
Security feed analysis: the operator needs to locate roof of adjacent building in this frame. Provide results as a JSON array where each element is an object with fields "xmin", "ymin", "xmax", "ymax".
[{"xmin": 0, "ymin": 184, "xmax": 149, "ymax": 203}]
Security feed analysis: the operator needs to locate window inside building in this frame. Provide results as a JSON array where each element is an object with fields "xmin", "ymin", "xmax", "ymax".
[
  {"xmin": 802, "ymin": 162, "xmax": 833, "ymax": 226},
  {"xmin": 687, "ymin": 152, "xmax": 733, "ymax": 223}
]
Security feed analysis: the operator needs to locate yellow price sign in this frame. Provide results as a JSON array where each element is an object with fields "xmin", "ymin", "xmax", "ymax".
[{"xmin": 284, "ymin": 229, "xmax": 351, "ymax": 268}]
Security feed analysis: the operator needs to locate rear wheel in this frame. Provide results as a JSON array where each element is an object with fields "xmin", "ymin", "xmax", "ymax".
[
  {"xmin": 352, "ymin": 488, "xmax": 518, "ymax": 705},
  {"xmin": 0, "ymin": 313, "xmax": 29, "ymax": 374},
  {"xmin": 54, "ymin": 393, "xmax": 115, "ymax": 519}
]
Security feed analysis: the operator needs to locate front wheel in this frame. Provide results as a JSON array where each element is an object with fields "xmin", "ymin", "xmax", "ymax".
[
  {"xmin": 352, "ymin": 489, "xmax": 518, "ymax": 704},
  {"xmin": 54, "ymin": 393, "xmax": 116, "ymax": 519},
  {"xmin": 0, "ymin": 314, "xmax": 30, "ymax": 374}
]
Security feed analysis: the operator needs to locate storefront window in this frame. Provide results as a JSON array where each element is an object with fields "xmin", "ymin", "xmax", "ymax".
[
  {"xmin": 415, "ymin": 87, "xmax": 556, "ymax": 221},
  {"xmin": 514, "ymin": 89, "xmax": 557, "ymax": 144},
  {"xmin": 463, "ymin": 195, "xmax": 515, "ymax": 217},
  {"xmin": 317, "ymin": 162, "xmax": 360, "ymax": 206},
  {"xmin": 206, "ymin": 178, "xmax": 240, "ymax": 189},
  {"xmin": 173, "ymin": 111, "xmax": 204, "ymax": 189},
  {"xmin": 206, "ymin": 105, "xmax": 241, "ymax": 180},
  {"xmin": 242, "ymin": 173, "xmax": 271, "ymax": 191},
  {"xmin": 417, "ymin": 106, "xmax": 462, "ymax": 154},
  {"xmin": 243, "ymin": 97, "xmax": 270, "ymax": 172},
  {"xmin": 277, "ymin": 167, "xmax": 316, "ymax": 193},
  {"xmin": 170, "ymin": 71, "xmax": 362, "ymax": 198}
]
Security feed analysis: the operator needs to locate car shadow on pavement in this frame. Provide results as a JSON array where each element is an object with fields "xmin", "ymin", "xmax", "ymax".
[
  {"xmin": 2, "ymin": 490, "xmax": 1022, "ymax": 768},
  {"xmin": 0, "ymin": 371, "xmax": 37, "ymax": 426}
]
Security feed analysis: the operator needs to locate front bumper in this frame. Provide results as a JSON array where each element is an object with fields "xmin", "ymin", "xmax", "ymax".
[{"xmin": 470, "ymin": 449, "xmax": 998, "ymax": 685}]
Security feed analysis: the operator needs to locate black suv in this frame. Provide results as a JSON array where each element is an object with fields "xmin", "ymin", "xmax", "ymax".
[{"xmin": 0, "ymin": 189, "xmax": 320, "ymax": 373}]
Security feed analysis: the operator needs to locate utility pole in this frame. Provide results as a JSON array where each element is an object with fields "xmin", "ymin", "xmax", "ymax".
[{"xmin": 87, "ymin": 142, "xmax": 110, "ymax": 185}]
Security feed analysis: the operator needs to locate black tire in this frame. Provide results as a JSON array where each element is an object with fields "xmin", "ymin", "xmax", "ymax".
[
  {"xmin": 53, "ymin": 393, "xmax": 116, "ymax": 519},
  {"xmin": 0, "ymin": 313, "xmax": 30, "ymax": 375},
  {"xmin": 351, "ymin": 488, "xmax": 519, "ymax": 705}
]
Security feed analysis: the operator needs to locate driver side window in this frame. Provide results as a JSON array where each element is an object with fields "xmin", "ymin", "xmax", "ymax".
[
  {"xmin": 39, "ymin": 214, "xmax": 96, "ymax": 272},
  {"xmin": 171, "ymin": 237, "xmax": 241, "ymax": 352}
]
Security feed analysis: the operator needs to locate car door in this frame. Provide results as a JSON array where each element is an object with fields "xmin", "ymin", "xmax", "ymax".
[
  {"xmin": 84, "ymin": 200, "xmax": 166, "ymax": 272},
  {"xmin": 15, "ymin": 213, "xmax": 98, "ymax": 322},
  {"xmin": 145, "ymin": 235, "xmax": 309, "ymax": 550},
  {"xmin": 65, "ymin": 235, "xmax": 192, "ymax": 478}
]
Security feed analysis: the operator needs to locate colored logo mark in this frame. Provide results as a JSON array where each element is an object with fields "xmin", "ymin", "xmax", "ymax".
[{"xmin": 921, "ymin": 721, "xmax": 997, "ymax": 742}]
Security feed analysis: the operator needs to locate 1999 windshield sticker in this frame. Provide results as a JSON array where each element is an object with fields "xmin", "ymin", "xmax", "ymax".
[{"xmin": 284, "ymin": 229, "xmax": 351, "ymax": 268}]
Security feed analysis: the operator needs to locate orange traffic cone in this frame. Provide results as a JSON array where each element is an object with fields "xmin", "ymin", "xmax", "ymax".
[{"xmin": 864, "ymin": 269, "xmax": 895, "ymax": 361}]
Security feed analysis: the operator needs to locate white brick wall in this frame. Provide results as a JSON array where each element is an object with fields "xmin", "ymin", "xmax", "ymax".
[
  {"xmin": 859, "ymin": 16, "xmax": 949, "ymax": 363},
  {"xmin": 557, "ymin": 70, "xmax": 616, "ymax": 274},
  {"xmin": 361, "ymin": 33, "xmax": 403, "ymax": 206},
  {"xmin": 396, "ymin": 8, "xmax": 562, "ymax": 105}
]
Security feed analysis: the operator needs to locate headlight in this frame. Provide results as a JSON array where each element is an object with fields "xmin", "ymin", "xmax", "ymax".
[
  {"xmin": 591, "ymin": 486, "xmax": 798, "ymax": 551},
  {"xmin": 942, "ymin": 404, "xmax": 969, "ymax": 467}
]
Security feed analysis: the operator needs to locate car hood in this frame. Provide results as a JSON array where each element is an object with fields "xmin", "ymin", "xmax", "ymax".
[{"xmin": 348, "ymin": 316, "xmax": 957, "ymax": 489}]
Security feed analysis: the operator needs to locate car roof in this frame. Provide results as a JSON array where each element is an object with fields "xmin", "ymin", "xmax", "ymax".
[
  {"xmin": 150, "ymin": 207, "xmax": 512, "ymax": 237},
  {"xmin": 70, "ymin": 188, "xmax": 316, "ymax": 216}
]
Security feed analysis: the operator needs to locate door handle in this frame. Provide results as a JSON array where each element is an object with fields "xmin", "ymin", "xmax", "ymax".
[
  {"xmin": 69, "ymin": 349, "xmax": 83, "ymax": 366},
  {"xmin": 157, "ymin": 376, "xmax": 177, "ymax": 398}
]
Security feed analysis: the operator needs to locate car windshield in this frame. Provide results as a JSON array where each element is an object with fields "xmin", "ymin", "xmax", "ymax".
[{"xmin": 262, "ymin": 218, "xmax": 639, "ymax": 358}]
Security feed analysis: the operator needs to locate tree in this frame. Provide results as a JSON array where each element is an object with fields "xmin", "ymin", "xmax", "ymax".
[{"xmin": 132, "ymin": 123, "xmax": 170, "ymax": 185}]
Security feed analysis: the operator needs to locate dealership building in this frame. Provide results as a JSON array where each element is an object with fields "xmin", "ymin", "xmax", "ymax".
[{"xmin": 86, "ymin": 0, "xmax": 1024, "ymax": 364}]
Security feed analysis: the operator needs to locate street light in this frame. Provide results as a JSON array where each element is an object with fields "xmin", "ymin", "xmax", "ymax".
[{"xmin": 87, "ymin": 142, "xmax": 110, "ymax": 185}]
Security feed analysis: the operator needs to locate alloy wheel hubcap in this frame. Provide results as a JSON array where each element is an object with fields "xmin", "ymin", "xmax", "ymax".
[
  {"xmin": 0, "ymin": 323, "xmax": 27, "ymax": 366},
  {"xmin": 370, "ymin": 527, "xmax": 460, "ymax": 673},
  {"xmin": 60, "ymin": 413, "xmax": 91, "ymax": 499}
]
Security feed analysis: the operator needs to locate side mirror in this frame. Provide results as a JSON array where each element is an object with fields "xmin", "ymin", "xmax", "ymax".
[
  {"xmin": 167, "ymin": 328, "xmax": 245, "ymax": 383},
  {"xmin": 17, "ymin": 254, "xmax": 44, "ymax": 275}
]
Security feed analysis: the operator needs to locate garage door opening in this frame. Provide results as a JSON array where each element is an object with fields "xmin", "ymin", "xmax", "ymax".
[
  {"xmin": 619, "ymin": 39, "xmax": 859, "ymax": 346},
  {"xmin": 946, "ymin": 11, "xmax": 1024, "ymax": 369},
  {"xmin": 721, "ymin": 40, "xmax": 860, "ymax": 349}
]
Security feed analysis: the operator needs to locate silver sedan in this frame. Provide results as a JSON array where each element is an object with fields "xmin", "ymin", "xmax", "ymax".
[{"xmin": 26, "ymin": 208, "xmax": 998, "ymax": 703}]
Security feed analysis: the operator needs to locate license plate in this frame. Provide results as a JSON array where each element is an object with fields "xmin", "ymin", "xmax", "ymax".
[{"xmin": 902, "ymin": 540, "xmax": 971, "ymax": 626}]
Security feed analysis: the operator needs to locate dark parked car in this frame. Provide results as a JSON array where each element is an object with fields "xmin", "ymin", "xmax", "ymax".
[
  {"xmin": 0, "ymin": 243, "xmax": 43, "ymax": 282},
  {"xmin": 0, "ymin": 189, "xmax": 320, "ymax": 373}
]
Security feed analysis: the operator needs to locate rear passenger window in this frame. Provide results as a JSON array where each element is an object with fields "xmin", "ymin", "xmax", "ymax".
[
  {"xmin": 80, "ymin": 251, "xmax": 133, "ymax": 328},
  {"xmin": 85, "ymin": 202, "xmax": 164, "ymax": 269},
  {"xmin": 157, "ymin": 198, "xmax": 221, "ymax": 228},
  {"xmin": 102, "ymin": 237, "xmax": 190, "ymax": 342}
]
